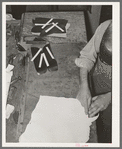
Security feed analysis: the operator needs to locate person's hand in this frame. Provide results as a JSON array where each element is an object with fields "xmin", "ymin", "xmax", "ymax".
[
  {"xmin": 76, "ymin": 80, "xmax": 92, "ymax": 115},
  {"xmin": 88, "ymin": 92, "xmax": 111, "ymax": 117}
]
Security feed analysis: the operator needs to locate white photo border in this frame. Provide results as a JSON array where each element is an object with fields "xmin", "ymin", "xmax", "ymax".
[{"xmin": 2, "ymin": 2, "xmax": 120, "ymax": 147}]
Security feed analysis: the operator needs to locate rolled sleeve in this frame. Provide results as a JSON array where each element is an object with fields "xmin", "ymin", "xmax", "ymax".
[{"xmin": 75, "ymin": 20, "xmax": 112, "ymax": 72}]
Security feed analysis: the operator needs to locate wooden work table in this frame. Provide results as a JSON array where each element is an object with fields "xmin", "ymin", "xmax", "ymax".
[{"xmin": 6, "ymin": 11, "xmax": 98, "ymax": 143}]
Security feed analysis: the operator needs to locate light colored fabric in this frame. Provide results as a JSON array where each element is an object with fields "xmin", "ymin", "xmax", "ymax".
[
  {"xmin": 6, "ymin": 14, "xmax": 15, "ymax": 20},
  {"xmin": 6, "ymin": 104, "xmax": 14, "ymax": 119},
  {"xmin": 75, "ymin": 20, "xmax": 112, "ymax": 72},
  {"xmin": 6, "ymin": 64, "xmax": 14, "ymax": 103},
  {"xmin": 19, "ymin": 96, "xmax": 98, "ymax": 143}
]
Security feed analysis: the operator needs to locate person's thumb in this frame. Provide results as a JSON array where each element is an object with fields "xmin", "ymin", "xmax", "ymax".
[{"xmin": 92, "ymin": 96, "xmax": 98, "ymax": 101}]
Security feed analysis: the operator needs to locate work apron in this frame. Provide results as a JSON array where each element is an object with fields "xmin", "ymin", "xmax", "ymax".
[{"xmin": 89, "ymin": 29, "xmax": 112, "ymax": 142}]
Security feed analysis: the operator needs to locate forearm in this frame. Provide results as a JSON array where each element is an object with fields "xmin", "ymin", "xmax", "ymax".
[
  {"xmin": 75, "ymin": 21, "xmax": 112, "ymax": 72},
  {"xmin": 80, "ymin": 67, "xmax": 89, "ymax": 83},
  {"xmin": 77, "ymin": 67, "xmax": 92, "ymax": 114},
  {"xmin": 80, "ymin": 67, "xmax": 88, "ymax": 80},
  {"xmin": 79, "ymin": 67, "xmax": 89, "ymax": 86}
]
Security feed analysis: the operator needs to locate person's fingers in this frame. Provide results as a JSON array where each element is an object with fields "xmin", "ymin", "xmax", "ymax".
[
  {"xmin": 88, "ymin": 96, "xmax": 98, "ymax": 111},
  {"xmin": 88, "ymin": 97, "xmax": 92, "ymax": 108},
  {"xmin": 89, "ymin": 100, "xmax": 98, "ymax": 111},
  {"xmin": 89, "ymin": 106, "xmax": 103, "ymax": 117},
  {"xmin": 89, "ymin": 105, "xmax": 98, "ymax": 115},
  {"xmin": 92, "ymin": 96, "xmax": 98, "ymax": 101},
  {"xmin": 89, "ymin": 102, "xmax": 95, "ymax": 110}
]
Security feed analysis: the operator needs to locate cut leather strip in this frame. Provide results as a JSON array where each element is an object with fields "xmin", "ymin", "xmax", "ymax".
[
  {"xmin": 31, "ymin": 47, "xmax": 47, "ymax": 74},
  {"xmin": 33, "ymin": 17, "xmax": 68, "ymax": 26},
  {"xmin": 31, "ymin": 24, "xmax": 66, "ymax": 37},
  {"xmin": 43, "ymin": 44, "xmax": 58, "ymax": 71},
  {"xmin": 39, "ymin": 53, "xmax": 49, "ymax": 68}
]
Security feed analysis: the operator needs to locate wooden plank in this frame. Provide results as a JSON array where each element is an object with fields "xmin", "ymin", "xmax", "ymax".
[{"xmin": 16, "ymin": 56, "xmax": 30, "ymax": 140}]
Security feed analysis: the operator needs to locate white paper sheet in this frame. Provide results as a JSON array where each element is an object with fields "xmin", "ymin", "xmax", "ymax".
[
  {"xmin": 6, "ymin": 104, "xmax": 15, "ymax": 119},
  {"xmin": 6, "ymin": 64, "xmax": 14, "ymax": 104},
  {"xmin": 19, "ymin": 96, "xmax": 98, "ymax": 143}
]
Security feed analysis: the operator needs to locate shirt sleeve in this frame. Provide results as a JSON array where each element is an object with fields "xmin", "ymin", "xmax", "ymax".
[{"xmin": 75, "ymin": 20, "xmax": 112, "ymax": 72}]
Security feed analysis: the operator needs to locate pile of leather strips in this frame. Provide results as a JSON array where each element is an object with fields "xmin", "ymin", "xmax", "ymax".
[
  {"xmin": 17, "ymin": 37, "xmax": 58, "ymax": 74},
  {"xmin": 31, "ymin": 17, "xmax": 68, "ymax": 36},
  {"xmin": 31, "ymin": 40, "xmax": 58, "ymax": 74},
  {"xmin": 16, "ymin": 17, "xmax": 67, "ymax": 74}
]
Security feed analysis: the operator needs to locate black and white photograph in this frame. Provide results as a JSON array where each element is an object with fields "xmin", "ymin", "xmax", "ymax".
[{"xmin": 2, "ymin": 2, "xmax": 120, "ymax": 147}]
